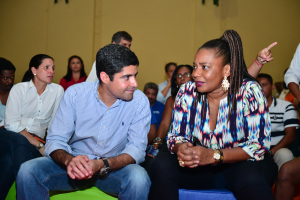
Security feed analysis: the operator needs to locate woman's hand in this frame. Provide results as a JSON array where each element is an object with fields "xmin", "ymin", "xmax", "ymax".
[
  {"xmin": 39, "ymin": 145, "xmax": 45, "ymax": 156},
  {"xmin": 256, "ymin": 42, "xmax": 277, "ymax": 65},
  {"xmin": 177, "ymin": 143, "xmax": 214, "ymax": 168}
]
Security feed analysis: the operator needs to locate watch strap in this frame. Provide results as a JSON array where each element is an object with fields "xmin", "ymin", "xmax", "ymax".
[{"xmin": 102, "ymin": 157, "xmax": 110, "ymax": 169}]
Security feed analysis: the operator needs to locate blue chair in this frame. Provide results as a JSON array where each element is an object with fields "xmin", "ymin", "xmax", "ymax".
[{"xmin": 179, "ymin": 189, "xmax": 236, "ymax": 200}]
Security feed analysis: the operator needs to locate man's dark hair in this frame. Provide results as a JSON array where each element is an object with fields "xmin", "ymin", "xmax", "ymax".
[
  {"xmin": 111, "ymin": 31, "xmax": 132, "ymax": 44},
  {"xmin": 96, "ymin": 44, "xmax": 139, "ymax": 83},
  {"xmin": 165, "ymin": 62, "xmax": 177, "ymax": 73},
  {"xmin": 0, "ymin": 58, "xmax": 16, "ymax": 76},
  {"xmin": 143, "ymin": 82, "xmax": 158, "ymax": 93},
  {"xmin": 257, "ymin": 73, "xmax": 273, "ymax": 85}
]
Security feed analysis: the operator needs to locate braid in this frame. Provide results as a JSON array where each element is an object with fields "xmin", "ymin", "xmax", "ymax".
[{"xmin": 222, "ymin": 30, "xmax": 255, "ymax": 117}]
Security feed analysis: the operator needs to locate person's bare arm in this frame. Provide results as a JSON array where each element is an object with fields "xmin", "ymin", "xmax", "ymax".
[
  {"xmin": 148, "ymin": 124, "xmax": 157, "ymax": 145},
  {"xmin": 174, "ymin": 143, "xmax": 251, "ymax": 168},
  {"xmin": 288, "ymin": 82, "xmax": 300, "ymax": 103},
  {"xmin": 271, "ymin": 127, "xmax": 296, "ymax": 155},
  {"xmin": 19, "ymin": 129, "xmax": 45, "ymax": 155},
  {"xmin": 152, "ymin": 97, "xmax": 174, "ymax": 149},
  {"xmin": 248, "ymin": 42, "xmax": 277, "ymax": 78}
]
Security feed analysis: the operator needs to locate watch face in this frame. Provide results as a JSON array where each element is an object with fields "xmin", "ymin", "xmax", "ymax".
[
  {"xmin": 99, "ymin": 167, "xmax": 109, "ymax": 176},
  {"xmin": 214, "ymin": 153, "xmax": 220, "ymax": 160}
]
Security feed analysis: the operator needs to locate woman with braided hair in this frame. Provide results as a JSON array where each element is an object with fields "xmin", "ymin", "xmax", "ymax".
[{"xmin": 148, "ymin": 30, "xmax": 278, "ymax": 200}]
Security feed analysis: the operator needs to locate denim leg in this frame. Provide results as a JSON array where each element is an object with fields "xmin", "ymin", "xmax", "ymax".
[
  {"xmin": 17, "ymin": 157, "xmax": 96, "ymax": 200},
  {"xmin": 0, "ymin": 129, "xmax": 41, "ymax": 199},
  {"xmin": 94, "ymin": 164, "xmax": 151, "ymax": 200}
]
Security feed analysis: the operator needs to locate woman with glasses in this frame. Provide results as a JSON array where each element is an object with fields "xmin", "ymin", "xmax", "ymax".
[
  {"xmin": 151, "ymin": 65, "xmax": 193, "ymax": 153},
  {"xmin": 149, "ymin": 30, "xmax": 277, "ymax": 200}
]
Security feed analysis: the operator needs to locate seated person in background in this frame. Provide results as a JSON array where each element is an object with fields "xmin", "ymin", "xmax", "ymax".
[
  {"xmin": 0, "ymin": 58, "xmax": 16, "ymax": 126},
  {"xmin": 156, "ymin": 62, "xmax": 177, "ymax": 104},
  {"xmin": 149, "ymin": 30, "xmax": 278, "ymax": 200},
  {"xmin": 17, "ymin": 44, "xmax": 151, "ymax": 200},
  {"xmin": 144, "ymin": 82, "xmax": 165, "ymax": 129},
  {"xmin": 152, "ymin": 65, "xmax": 194, "ymax": 153},
  {"xmin": 257, "ymin": 73, "xmax": 299, "ymax": 170},
  {"xmin": 0, "ymin": 54, "xmax": 64, "ymax": 199},
  {"xmin": 59, "ymin": 55, "xmax": 87, "ymax": 91},
  {"xmin": 285, "ymin": 43, "xmax": 300, "ymax": 108},
  {"xmin": 86, "ymin": 31, "xmax": 132, "ymax": 82}
]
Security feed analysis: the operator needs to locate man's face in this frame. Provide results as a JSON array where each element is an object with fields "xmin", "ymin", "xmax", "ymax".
[
  {"xmin": 112, "ymin": 38, "xmax": 131, "ymax": 49},
  {"xmin": 106, "ymin": 65, "xmax": 138, "ymax": 101},
  {"xmin": 0, "ymin": 70, "xmax": 15, "ymax": 91},
  {"xmin": 257, "ymin": 77, "xmax": 274, "ymax": 98},
  {"xmin": 144, "ymin": 88, "xmax": 157, "ymax": 106}
]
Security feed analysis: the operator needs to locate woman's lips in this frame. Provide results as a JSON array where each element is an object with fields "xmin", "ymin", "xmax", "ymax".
[{"xmin": 195, "ymin": 81, "xmax": 205, "ymax": 87}]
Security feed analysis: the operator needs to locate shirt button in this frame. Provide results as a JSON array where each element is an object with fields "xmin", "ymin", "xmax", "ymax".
[
  {"xmin": 100, "ymin": 142, "xmax": 102, "ymax": 145},
  {"xmin": 103, "ymin": 126, "xmax": 106, "ymax": 128}
]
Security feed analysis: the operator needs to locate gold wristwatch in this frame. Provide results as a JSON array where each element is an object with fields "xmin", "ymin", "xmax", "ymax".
[{"xmin": 213, "ymin": 149, "xmax": 223, "ymax": 166}]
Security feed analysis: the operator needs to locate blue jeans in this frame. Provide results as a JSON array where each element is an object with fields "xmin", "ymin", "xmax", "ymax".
[
  {"xmin": 0, "ymin": 129, "xmax": 41, "ymax": 200},
  {"xmin": 17, "ymin": 157, "xmax": 151, "ymax": 200}
]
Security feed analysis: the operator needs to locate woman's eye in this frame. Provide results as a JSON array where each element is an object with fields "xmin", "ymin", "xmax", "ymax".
[
  {"xmin": 44, "ymin": 66, "xmax": 48, "ymax": 69},
  {"xmin": 193, "ymin": 65, "xmax": 197, "ymax": 69},
  {"xmin": 202, "ymin": 65, "xmax": 209, "ymax": 69}
]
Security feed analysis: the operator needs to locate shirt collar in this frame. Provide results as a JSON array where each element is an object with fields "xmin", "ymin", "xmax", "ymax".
[
  {"xmin": 28, "ymin": 80, "xmax": 53, "ymax": 93},
  {"xmin": 271, "ymin": 96, "xmax": 277, "ymax": 107},
  {"xmin": 93, "ymin": 81, "xmax": 122, "ymax": 108}
]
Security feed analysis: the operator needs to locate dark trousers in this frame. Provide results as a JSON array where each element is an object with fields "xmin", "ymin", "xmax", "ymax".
[
  {"xmin": 0, "ymin": 129, "xmax": 41, "ymax": 200},
  {"xmin": 149, "ymin": 151, "xmax": 278, "ymax": 200}
]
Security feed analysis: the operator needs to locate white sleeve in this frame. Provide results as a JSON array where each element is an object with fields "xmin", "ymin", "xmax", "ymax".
[
  {"xmin": 285, "ymin": 43, "xmax": 300, "ymax": 87},
  {"xmin": 86, "ymin": 61, "xmax": 98, "ymax": 82},
  {"xmin": 4, "ymin": 85, "xmax": 26, "ymax": 132},
  {"xmin": 47, "ymin": 86, "xmax": 64, "ymax": 134}
]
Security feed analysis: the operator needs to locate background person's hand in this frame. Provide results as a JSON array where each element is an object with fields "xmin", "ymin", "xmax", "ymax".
[{"xmin": 256, "ymin": 42, "xmax": 277, "ymax": 65}]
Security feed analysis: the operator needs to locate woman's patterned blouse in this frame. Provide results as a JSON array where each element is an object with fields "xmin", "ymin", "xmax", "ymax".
[{"xmin": 167, "ymin": 79, "xmax": 271, "ymax": 161}]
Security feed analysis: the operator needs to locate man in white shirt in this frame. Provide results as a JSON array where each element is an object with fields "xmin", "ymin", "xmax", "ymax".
[
  {"xmin": 86, "ymin": 31, "xmax": 132, "ymax": 82},
  {"xmin": 285, "ymin": 43, "xmax": 300, "ymax": 107},
  {"xmin": 257, "ymin": 73, "xmax": 299, "ymax": 170}
]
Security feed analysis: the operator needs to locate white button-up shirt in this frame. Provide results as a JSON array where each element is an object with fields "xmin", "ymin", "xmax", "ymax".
[{"xmin": 4, "ymin": 80, "xmax": 64, "ymax": 139}]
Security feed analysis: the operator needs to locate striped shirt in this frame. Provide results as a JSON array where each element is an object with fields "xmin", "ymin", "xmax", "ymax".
[{"xmin": 269, "ymin": 97, "xmax": 299, "ymax": 146}]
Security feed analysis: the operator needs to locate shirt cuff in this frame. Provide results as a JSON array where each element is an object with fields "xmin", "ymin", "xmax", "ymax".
[
  {"xmin": 44, "ymin": 141, "xmax": 73, "ymax": 158},
  {"xmin": 121, "ymin": 145, "xmax": 145, "ymax": 164}
]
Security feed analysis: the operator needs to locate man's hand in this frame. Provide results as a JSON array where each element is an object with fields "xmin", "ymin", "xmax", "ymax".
[
  {"xmin": 66, "ymin": 155, "xmax": 93, "ymax": 180},
  {"xmin": 256, "ymin": 42, "xmax": 277, "ymax": 65}
]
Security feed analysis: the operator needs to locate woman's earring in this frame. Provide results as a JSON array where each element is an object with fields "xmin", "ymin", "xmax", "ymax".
[
  {"xmin": 33, "ymin": 74, "xmax": 36, "ymax": 76},
  {"xmin": 222, "ymin": 76, "xmax": 229, "ymax": 92}
]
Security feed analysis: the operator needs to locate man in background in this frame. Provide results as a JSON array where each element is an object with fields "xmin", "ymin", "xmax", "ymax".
[
  {"xmin": 257, "ymin": 73, "xmax": 299, "ymax": 170},
  {"xmin": 86, "ymin": 31, "xmax": 132, "ymax": 82},
  {"xmin": 0, "ymin": 58, "xmax": 15, "ymax": 126},
  {"xmin": 144, "ymin": 82, "xmax": 164, "ymax": 129}
]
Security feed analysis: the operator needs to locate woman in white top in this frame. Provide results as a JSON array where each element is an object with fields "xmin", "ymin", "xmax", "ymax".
[
  {"xmin": 0, "ymin": 54, "xmax": 64, "ymax": 199},
  {"xmin": 156, "ymin": 62, "xmax": 177, "ymax": 104}
]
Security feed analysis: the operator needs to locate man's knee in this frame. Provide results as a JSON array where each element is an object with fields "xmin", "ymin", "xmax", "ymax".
[
  {"xmin": 17, "ymin": 157, "xmax": 50, "ymax": 182},
  {"xmin": 277, "ymin": 161, "xmax": 294, "ymax": 183},
  {"xmin": 123, "ymin": 164, "xmax": 151, "ymax": 189},
  {"xmin": 274, "ymin": 148, "xmax": 294, "ymax": 169}
]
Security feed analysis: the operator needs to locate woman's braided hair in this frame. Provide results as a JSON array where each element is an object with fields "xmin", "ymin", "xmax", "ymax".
[{"xmin": 196, "ymin": 30, "xmax": 255, "ymax": 119}]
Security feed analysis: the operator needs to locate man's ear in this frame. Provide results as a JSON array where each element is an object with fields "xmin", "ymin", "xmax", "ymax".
[
  {"xmin": 223, "ymin": 64, "xmax": 230, "ymax": 77},
  {"xmin": 100, "ymin": 72, "xmax": 110, "ymax": 84},
  {"xmin": 112, "ymin": 42, "xmax": 116, "ymax": 44},
  {"xmin": 272, "ymin": 84, "xmax": 275, "ymax": 91}
]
